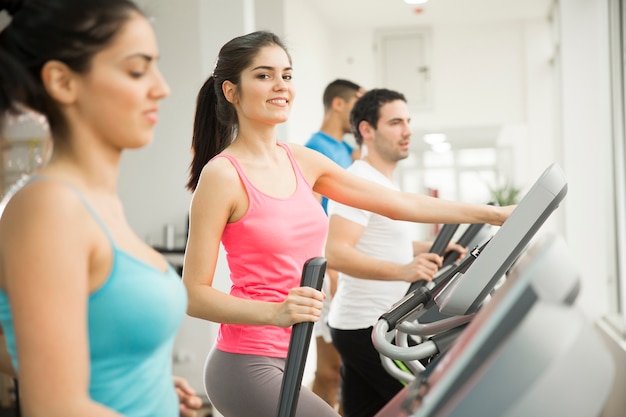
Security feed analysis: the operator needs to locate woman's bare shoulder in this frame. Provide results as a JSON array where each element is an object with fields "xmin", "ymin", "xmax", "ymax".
[
  {"xmin": 198, "ymin": 155, "xmax": 241, "ymax": 185},
  {"xmin": 0, "ymin": 179, "xmax": 94, "ymax": 257},
  {"xmin": 193, "ymin": 155, "xmax": 246, "ymax": 208},
  {"xmin": 2, "ymin": 179, "xmax": 84, "ymax": 220}
]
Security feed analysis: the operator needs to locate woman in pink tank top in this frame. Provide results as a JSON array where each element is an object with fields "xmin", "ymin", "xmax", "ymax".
[{"xmin": 182, "ymin": 31, "xmax": 515, "ymax": 417}]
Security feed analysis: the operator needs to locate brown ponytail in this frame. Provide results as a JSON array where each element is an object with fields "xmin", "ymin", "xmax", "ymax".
[{"xmin": 187, "ymin": 76, "xmax": 234, "ymax": 192}]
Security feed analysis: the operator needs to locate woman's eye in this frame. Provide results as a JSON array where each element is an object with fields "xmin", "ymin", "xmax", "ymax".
[
  {"xmin": 283, "ymin": 74, "xmax": 292, "ymax": 80},
  {"xmin": 130, "ymin": 71, "xmax": 145, "ymax": 78}
]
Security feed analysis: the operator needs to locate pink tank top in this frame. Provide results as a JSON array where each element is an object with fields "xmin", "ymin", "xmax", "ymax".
[{"xmin": 215, "ymin": 143, "xmax": 328, "ymax": 358}]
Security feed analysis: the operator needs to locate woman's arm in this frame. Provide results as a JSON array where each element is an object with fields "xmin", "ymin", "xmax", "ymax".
[
  {"xmin": 291, "ymin": 144, "xmax": 514, "ymax": 226},
  {"xmin": 182, "ymin": 159, "xmax": 324, "ymax": 328},
  {"xmin": 0, "ymin": 183, "xmax": 122, "ymax": 417}
]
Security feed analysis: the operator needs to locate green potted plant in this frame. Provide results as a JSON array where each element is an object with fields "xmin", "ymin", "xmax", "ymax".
[{"xmin": 488, "ymin": 176, "xmax": 522, "ymax": 206}]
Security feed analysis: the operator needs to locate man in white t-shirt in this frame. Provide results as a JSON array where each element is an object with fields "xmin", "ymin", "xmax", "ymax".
[{"xmin": 325, "ymin": 88, "xmax": 464, "ymax": 417}]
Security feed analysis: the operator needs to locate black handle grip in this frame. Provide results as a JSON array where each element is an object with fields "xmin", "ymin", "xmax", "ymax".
[
  {"xmin": 380, "ymin": 286, "xmax": 432, "ymax": 330},
  {"xmin": 455, "ymin": 223, "xmax": 485, "ymax": 247},
  {"xmin": 276, "ymin": 257, "xmax": 327, "ymax": 417},
  {"xmin": 429, "ymin": 223, "xmax": 460, "ymax": 256},
  {"xmin": 442, "ymin": 223, "xmax": 486, "ymax": 267},
  {"xmin": 440, "ymin": 202, "xmax": 493, "ymax": 266},
  {"xmin": 406, "ymin": 224, "xmax": 459, "ymax": 295}
]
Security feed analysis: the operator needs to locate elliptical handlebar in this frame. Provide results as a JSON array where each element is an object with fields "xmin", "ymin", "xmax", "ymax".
[
  {"xmin": 442, "ymin": 222, "xmax": 487, "ymax": 267},
  {"xmin": 406, "ymin": 223, "xmax": 459, "ymax": 294},
  {"xmin": 276, "ymin": 257, "xmax": 327, "ymax": 417}
]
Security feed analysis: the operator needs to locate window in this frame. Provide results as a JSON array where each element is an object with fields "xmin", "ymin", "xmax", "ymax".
[{"xmin": 397, "ymin": 145, "xmax": 507, "ymax": 241}]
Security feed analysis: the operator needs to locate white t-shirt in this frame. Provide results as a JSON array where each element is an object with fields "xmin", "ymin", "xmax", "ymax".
[{"xmin": 327, "ymin": 160, "xmax": 413, "ymax": 330}]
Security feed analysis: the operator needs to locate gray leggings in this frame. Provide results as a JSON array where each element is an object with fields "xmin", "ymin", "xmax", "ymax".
[{"xmin": 204, "ymin": 348, "xmax": 339, "ymax": 417}]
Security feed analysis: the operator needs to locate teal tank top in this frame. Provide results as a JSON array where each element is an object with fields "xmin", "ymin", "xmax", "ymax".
[{"xmin": 0, "ymin": 178, "xmax": 187, "ymax": 416}]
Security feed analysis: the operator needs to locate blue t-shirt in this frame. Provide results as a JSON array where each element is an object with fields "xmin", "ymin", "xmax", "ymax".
[
  {"xmin": 0, "ymin": 178, "xmax": 187, "ymax": 417},
  {"xmin": 305, "ymin": 131, "xmax": 354, "ymax": 213}
]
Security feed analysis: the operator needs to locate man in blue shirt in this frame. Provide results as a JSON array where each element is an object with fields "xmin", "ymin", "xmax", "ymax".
[{"xmin": 306, "ymin": 79, "xmax": 365, "ymax": 212}]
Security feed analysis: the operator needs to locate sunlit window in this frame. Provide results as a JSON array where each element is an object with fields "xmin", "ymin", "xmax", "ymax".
[{"xmin": 398, "ymin": 145, "xmax": 503, "ymax": 240}]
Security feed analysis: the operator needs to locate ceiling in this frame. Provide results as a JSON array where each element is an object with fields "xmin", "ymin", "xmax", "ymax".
[{"xmin": 308, "ymin": 0, "xmax": 553, "ymax": 31}]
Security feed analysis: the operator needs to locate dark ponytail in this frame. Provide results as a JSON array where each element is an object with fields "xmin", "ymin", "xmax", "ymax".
[
  {"xmin": 186, "ymin": 76, "xmax": 235, "ymax": 192},
  {"xmin": 186, "ymin": 30, "xmax": 291, "ymax": 193}
]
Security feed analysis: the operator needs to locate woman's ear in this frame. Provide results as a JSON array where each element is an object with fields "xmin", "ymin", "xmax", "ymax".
[
  {"xmin": 40, "ymin": 60, "xmax": 77, "ymax": 105},
  {"xmin": 222, "ymin": 80, "xmax": 237, "ymax": 104}
]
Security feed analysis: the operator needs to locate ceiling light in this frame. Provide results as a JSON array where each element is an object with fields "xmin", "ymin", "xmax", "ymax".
[{"xmin": 404, "ymin": 0, "xmax": 428, "ymax": 4}]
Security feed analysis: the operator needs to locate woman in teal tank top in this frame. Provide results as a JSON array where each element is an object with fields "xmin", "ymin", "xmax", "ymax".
[{"xmin": 0, "ymin": 1, "xmax": 199, "ymax": 416}]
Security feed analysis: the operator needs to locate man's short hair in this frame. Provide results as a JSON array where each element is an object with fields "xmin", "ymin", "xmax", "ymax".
[
  {"xmin": 322, "ymin": 79, "xmax": 362, "ymax": 110},
  {"xmin": 350, "ymin": 88, "xmax": 406, "ymax": 146}
]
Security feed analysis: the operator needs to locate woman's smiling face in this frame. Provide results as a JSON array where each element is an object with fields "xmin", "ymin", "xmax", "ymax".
[{"xmin": 230, "ymin": 44, "xmax": 295, "ymax": 127}]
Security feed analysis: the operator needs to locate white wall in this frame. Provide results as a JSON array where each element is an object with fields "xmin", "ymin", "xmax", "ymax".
[{"xmin": 425, "ymin": 22, "xmax": 526, "ymax": 127}]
